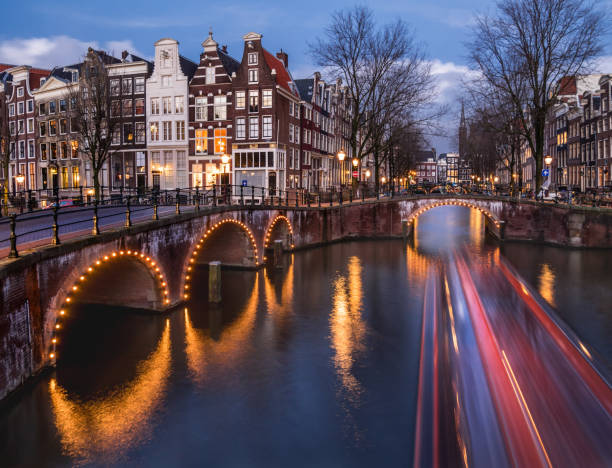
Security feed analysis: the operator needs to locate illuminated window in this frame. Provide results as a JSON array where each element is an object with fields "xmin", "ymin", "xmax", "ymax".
[
  {"xmin": 150, "ymin": 122, "xmax": 159, "ymax": 141},
  {"xmin": 236, "ymin": 91, "xmax": 245, "ymax": 109},
  {"xmin": 71, "ymin": 166, "xmax": 80, "ymax": 187},
  {"xmin": 249, "ymin": 90, "xmax": 258, "ymax": 113},
  {"xmin": 214, "ymin": 95, "xmax": 226, "ymax": 120},
  {"xmin": 195, "ymin": 129, "xmax": 207, "ymax": 154},
  {"xmin": 175, "ymin": 96, "xmax": 184, "ymax": 113},
  {"xmin": 49, "ymin": 120, "xmax": 57, "ymax": 136},
  {"xmin": 124, "ymin": 123, "xmax": 134, "ymax": 143},
  {"xmin": 248, "ymin": 69, "xmax": 258, "ymax": 83},
  {"xmin": 61, "ymin": 167, "xmax": 69, "ymax": 188},
  {"xmin": 71, "ymin": 140, "xmax": 79, "ymax": 158},
  {"xmin": 60, "ymin": 141, "xmax": 68, "ymax": 159},
  {"xmin": 50, "ymin": 142, "xmax": 57, "ymax": 160},
  {"xmin": 134, "ymin": 98, "xmax": 145, "ymax": 115},
  {"xmin": 195, "ymin": 97, "xmax": 207, "ymax": 120},
  {"xmin": 214, "ymin": 128, "xmax": 227, "ymax": 154}
]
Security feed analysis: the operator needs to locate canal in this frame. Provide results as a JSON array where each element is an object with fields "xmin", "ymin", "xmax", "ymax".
[{"xmin": 0, "ymin": 206, "xmax": 610, "ymax": 467}]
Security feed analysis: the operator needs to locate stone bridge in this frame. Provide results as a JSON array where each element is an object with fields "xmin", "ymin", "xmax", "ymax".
[{"xmin": 1, "ymin": 195, "xmax": 612, "ymax": 400}]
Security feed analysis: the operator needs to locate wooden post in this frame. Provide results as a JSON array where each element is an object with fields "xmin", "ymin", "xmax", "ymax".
[{"xmin": 208, "ymin": 261, "xmax": 222, "ymax": 303}]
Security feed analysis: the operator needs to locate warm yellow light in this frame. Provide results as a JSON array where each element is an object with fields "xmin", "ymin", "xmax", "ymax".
[
  {"xmin": 337, "ymin": 149, "xmax": 346, "ymax": 162},
  {"xmin": 352, "ymin": 158, "xmax": 359, "ymax": 167},
  {"xmin": 544, "ymin": 155, "xmax": 553, "ymax": 165},
  {"xmin": 60, "ymin": 310, "xmax": 65, "ymax": 315},
  {"xmin": 494, "ymin": 176, "xmax": 499, "ymax": 183},
  {"xmin": 221, "ymin": 154, "xmax": 230, "ymax": 164},
  {"xmin": 55, "ymin": 324, "xmax": 61, "ymax": 329},
  {"xmin": 50, "ymin": 353, "xmax": 55, "ymax": 359},
  {"xmin": 381, "ymin": 177, "xmax": 386, "ymax": 183}
]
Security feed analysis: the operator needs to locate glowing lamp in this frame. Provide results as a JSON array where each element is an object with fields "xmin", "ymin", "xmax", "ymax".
[
  {"xmin": 337, "ymin": 149, "xmax": 346, "ymax": 162},
  {"xmin": 221, "ymin": 154, "xmax": 230, "ymax": 164},
  {"xmin": 544, "ymin": 155, "xmax": 553, "ymax": 165},
  {"xmin": 352, "ymin": 158, "xmax": 359, "ymax": 167}
]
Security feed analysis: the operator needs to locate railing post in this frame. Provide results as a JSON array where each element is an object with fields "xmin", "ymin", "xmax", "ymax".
[
  {"xmin": 28, "ymin": 190, "xmax": 33, "ymax": 212},
  {"xmin": 362, "ymin": 188, "xmax": 365, "ymax": 203},
  {"xmin": 285, "ymin": 189, "xmax": 289, "ymax": 207},
  {"xmin": 240, "ymin": 185, "xmax": 244, "ymax": 205},
  {"xmin": 52, "ymin": 205, "xmax": 60, "ymax": 245},
  {"xmin": 213, "ymin": 184, "xmax": 217, "ymax": 207},
  {"xmin": 175, "ymin": 188, "xmax": 181, "ymax": 215},
  {"xmin": 251, "ymin": 186, "xmax": 255, "ymax": 206},
  {"xmin": 153, "ymin": 194, "xmax": 159, "ymax": 220},
  {"xmin": 318, "ymin": 189, "xmax": 321, "ymax": 208},
  {"xmin": 195, "ymin": 186, "xmax": 200, "ymax": 211},
  {"xmin": 92, "ymin": 200, "xmax": 100, "ymax": 235},
  {"xmin": 307, "ymin": 190, "xmax": 311, "ymax": 207},
  {"xmin": 125, "ymin": 195, "xmax": 132, "ymax": 227},
  {"xmin": 8, "ymin": 214, "xmax": 18, "ymax": 258},
  {"xmin": 349, "ymin": 189, "xmax": 353, "ymax": 204},
  {"xmin": 339, "ymin": 190, "xmax": 343, "ymax": 205}
]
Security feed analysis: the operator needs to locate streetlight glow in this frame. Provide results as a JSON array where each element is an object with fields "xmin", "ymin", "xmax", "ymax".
[
  {"xmin": 337, "ymin": 149, "xmax": 346, "ymax": 162},
  {"xmin": 352, "ymin": 158, "xmax": 359, "ymax": 167},
  {"xmin": 544, "ymin": 155, "xmax": 553, "ymax": 165}
]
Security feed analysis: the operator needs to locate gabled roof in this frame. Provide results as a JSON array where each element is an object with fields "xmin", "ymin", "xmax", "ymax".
[
  {"xmin": 218, "ymin": 48, "xmax": 240, "ymax": 77},
  {"xmin": 263, "ymin": 49, "xmax": 298, "ymax": 96},
  {"xmin": 0, "ymin": 64, "xmax": 15, "ymax": 73},
  {"xmin": 295, "ymin": 78, "xmax": 314, "ymax": 101},
  {"xmin": 49, "ymin": 63, "xmax": 81, "ymax": 83},
  {"xmin": 179, "ymin": 55, "xmax": 198, "ymax": 80}
]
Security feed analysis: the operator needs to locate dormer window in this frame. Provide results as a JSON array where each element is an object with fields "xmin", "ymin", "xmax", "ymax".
[
  {"xmin": 206, "ymin": 67, "xmax": 215, "ymax": 84},
  {"xmin": 248, "ymin": 69, "xmax": 258, "ymax": 84},
  {"xmin": 248, "ymin": 53, "xmax": 258, "ymax": 65},
  {"xmin": 71, "ymin": 70, "xmax": 79, "ymax": 82},
  {"xmin": 17, "ymin": 87, "xmax": 24, "ymax": 97}
]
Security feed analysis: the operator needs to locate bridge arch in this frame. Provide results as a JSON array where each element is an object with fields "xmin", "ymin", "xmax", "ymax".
[
  {"xmin": 48, "ymin": 249, "xmax": 170, "ymax": 363},
  {"xmin": 263, "ymin": 215, "xmax": 294, "ymax": 262},
  {"xmin": 182, "ymin": 218, "xmax": 259, "ymax": 300},
  {"xmin": 407, "ymin": 199, "xmax": 502, "ymax": 229}
]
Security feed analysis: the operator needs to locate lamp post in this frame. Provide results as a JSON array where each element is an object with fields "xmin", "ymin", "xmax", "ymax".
[
  {"xmin": 544, "ymin": 155, "xmax": 553, "ymax": 193},
  {"xmin": 337, "ymin": 149, "xmax": 346, "ymax": 188},
  {"xmin": 15, "ymin": 174, "xmax": 25, "ymax": 212}
]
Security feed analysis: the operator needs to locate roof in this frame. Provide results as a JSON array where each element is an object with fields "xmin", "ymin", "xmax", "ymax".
[
  {"xmin": 415, "ymin": 150, "xmax": 436, "ymax": 162},
  {"xmin": 295, "ymin": 78, "xmax": 314, "ymax": 101},
  {"xmin": 218, "ymin": 48, "xmax": 240, "ymax": 77},
  {"xmin": 179, "ymin": 55, "xmax": 198, "ymax": 80},
  {"xmin": 49, "ymin": 63, "xmax": 81, "ymax": 83},
  {"xmin": 0, "ymin": 64, "xmax": 15, "ymax": 72},
  {"xmin": 263, "ymin": 49, "xmax": 298, "ymax": 96}
]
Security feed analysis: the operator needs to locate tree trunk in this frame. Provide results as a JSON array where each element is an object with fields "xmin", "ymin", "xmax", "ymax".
[{"xmin": 93, "ymin": 166, "xmax": 101, "ymax": 201}]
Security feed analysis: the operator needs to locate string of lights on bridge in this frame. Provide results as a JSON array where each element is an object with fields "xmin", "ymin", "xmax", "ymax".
[{"xmin": 407, "ymin": 200, "xmax": 501, "ymax": 229}]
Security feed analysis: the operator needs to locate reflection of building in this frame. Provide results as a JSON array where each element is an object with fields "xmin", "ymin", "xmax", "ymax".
[
  {"xmin": 107, "ymin": 50, "xmax": 152, "ymax": 193},
  {"xmin": 231, "ymin": 32, "xmax": 301, "ymax": 195},
  {"xmin": 147, "ymin": 38, "xmax": 196, "ymax": 190},
  {"xmin": 33, "ymin": 65, "xmax": 84, "ymax": 194},
  {"xmin": 188, "ymin": 31, "xmax": 238, "ymax": 189},
  {"xmin": 3, "ymin": 65, "xmax": 50, "ymax": 192}
]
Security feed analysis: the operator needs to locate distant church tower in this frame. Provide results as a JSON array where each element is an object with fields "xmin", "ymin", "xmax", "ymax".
[{"xmin": 458, "ymin": 101, "xmax": 468, "ymax": 160}]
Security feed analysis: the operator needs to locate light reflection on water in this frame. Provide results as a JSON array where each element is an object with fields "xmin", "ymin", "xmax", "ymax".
[{"xmin": 0, "ymin": 205, "xmax": 609, "ymax": 467}]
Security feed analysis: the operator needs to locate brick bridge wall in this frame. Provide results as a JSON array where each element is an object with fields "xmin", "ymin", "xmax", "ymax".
[{"xmin": 1, "ymin": 196, "xmax": 611, "ymax": 400}]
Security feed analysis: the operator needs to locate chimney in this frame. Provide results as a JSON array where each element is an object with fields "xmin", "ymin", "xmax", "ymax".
[
  {"xmin": 276, "ymin": 49, "xmax": 288, "ymax": 68},
  {"xmin": 221, "ymin": 45, "xmax": 228, "ymax": 53},
  {"xmin": 122, "ymin": 50, "xmax": 129, "ymax": 61}
]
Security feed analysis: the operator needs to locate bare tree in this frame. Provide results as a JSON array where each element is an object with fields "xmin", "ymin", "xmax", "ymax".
[
  {"xmin": 310, "ymin": 5, "xmax": 436, "ymax": 191},
  {"xmin": 66, "ymin": 48, "xmax": 118, "ymax": 200},
  {"xmin": 0, "ymin": 83, "xmax": 18, "ymax": 214},
  {"xmin": 467, "ymin": 0, "xmax": 606, "ymax": 194}
]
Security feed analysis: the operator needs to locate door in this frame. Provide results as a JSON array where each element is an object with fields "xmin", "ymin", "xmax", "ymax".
[
  {"xmin": 41, "ymin": 168, "xmax": 48, "ymax": 190},
  {"xmin": 51, "ymin": 170, "xmax": 59, "ymax": 196},
  {"xmin": 268, "ymin": 172, "xmax": 276, "ymax": 195},
  {"xmin": 152, "ymin": 172, "xmax": 160, "ymax": 190},
  {"xmin": 137, "ymin": 173, "xmax": 146, "ymax": 195}
]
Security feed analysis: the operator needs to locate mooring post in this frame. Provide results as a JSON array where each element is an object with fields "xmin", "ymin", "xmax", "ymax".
[
  {"xmin": 208, "ymin": 261, "xmax": 222, "ymax": 303},
  {"xmin": 92, "ymin": 199, "xmax": 100, "ymax": 235},
  {"xmin": 8, "ymin": 214, "xmax": 18, "ymax": 258},
  {"xmin": 273, "ymin": 239, "xmax": 283, "ymax": 269},
  {"xmin": 52, "ymin": 205, "xmax": 60, "ymax": 244},
  {"xmin": 125, "ymin": 195, "xmax": 132, "ymax": 227}
]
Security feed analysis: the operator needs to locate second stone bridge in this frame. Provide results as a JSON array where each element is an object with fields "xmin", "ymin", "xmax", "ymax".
[{"xmin": 1, "ymin": 195, "xmax": 612, "ymax": 401}]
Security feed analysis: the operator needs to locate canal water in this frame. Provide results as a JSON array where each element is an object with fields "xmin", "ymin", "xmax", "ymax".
[{"xmin": 0, "ymin": 206, "xmax": 610, "ymax": 467}]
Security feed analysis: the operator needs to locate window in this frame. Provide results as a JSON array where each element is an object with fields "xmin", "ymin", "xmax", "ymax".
[
  {"xmin": 214, "ymin": 128, "xmax": 227, "ymax": 154},
  {"xmin": 162, "ymin": 97, "xmax": 172, "ymax": 114},
  {"xmin": 235, "ymin": 91, "xmax": 245, "ymax": 109},
  {"xmin": 249, "ymin": 91, "xmax": 258, "ymax": 113},
  {"xmin": 18, "ymin": 102, "xmax": 24, "ymax": 115},
  {"xmin": 40, "ymin": 78, "xmax": 46, "ymax": 86},
  {"xmin": 71, "ymin": 140, "xmax": 79, "ymax": 158},
  {"xmin": 176, "ymin": 121, "xmax": 185, "ymax": 140},
  {"xmin": 150, "ymin": 122, "xmax": 159, "ymax": 141},
  {"xmin": 40, "ymin": 143, "xmax": 47, "ymax": 161},
  {"xmin": 18, "ymin": 120, "xmax": 24, "ymax": 135},
  {"xmin": 70, "ymin": 97, "xmax": 76, "ymax": 110},
  {"xmin": 122, "ymin": 78, "xmax": 133, "ymax": 94},
  {"xmin": 195, "ymin": 129, "xmax": 207, "ymax": 154},
  {"xmin": 8, "ymin": 104, "xmax": 15, "ymax": 116},
  {"xmin": 72, "ymin": 166, "xmax": 80, "ymax": 188},
  {"xmin": 61, "ymin": 167, "xmax": 69, "ymax": 188},
  {"xmin": 161, "ymin": 75, "xmax": 170, "ymax": 87},
  {"xmin": 162, "ymin": 121, "xmax": 172, "ymax": 141},
  {"xmin": 162, "ymin": 50, "xmax": 172, "ymax": 68},
  {"xmin": 49, "ymin": 120, "xmax": 57, "ymax": 136},
  {"xmin": 17, "ymin": 87, "xmax": 24, "ymax": 97},
  {"xmin": 135, "ymin": 122, "xmax": 145, "ymax": 143},
  {"xmin": 236, "ymin": 118, "xmax": 246, "ymax": 139},
  {"xmin": 59, "ymin": 99, "xmax": 66, "ymax": 112},
  {"xmin": 289, "ymin": 102, "xmax": 293, "ymax": 116},
  {"xmin": 262, "ymin": 89, "xmax": 272, "ymax": 108},
  {"xmin": 50, "ymin": 142, "xmax": 57, "ymax": 159},
  {"xmin": 123, "ymin": 99, "xmax": 133, "ymax": 116},
  {"xmin": 214, "ymin": 95, "xmax": 227, "ymax": 120},
  {"xmin": 249, "ymin": 117, "xmax": 259, "ymax": 139},
  {"xmin": 112, "ymin": 127, "xmax": 121, "ymax": 145},
  {"xmin": 206, "ymin": 67, "xmax": 215, "ymax": 84},
  {"xmin": 195, "ymin": 97, "xmax": 207, "ymax": 120},
  {"xmin": 248, "ymin": 69, "xmax": 258, "ymax": 83},
  {"xmin": 60, "ymin": 141, "xmax": 68, "ymax": 159},
  {"xmin": 124, "ymin": 123, "xmax": 134, "ymax": 143},
  {"xmin": 27, "ymin": 118, "xmax": 34, "ymax": 133},
  {"xmin": 71, "ymin": 70, "xmax": 78, "ymax": 83},
  {"xmin": 110, "ymin": 79, "xmax": 120, "ymax": 96},
  {"xmin": 248, "ymin": 52, "xmax": 258, "ymax": 65},
  {"xmin": 289, "ymin": 124, "xmax": 294, "ymax": 142},
  {"xmin": 19, "ymin": 141, "xmax": 25, "ymax": 159},
  {"xmin": 135, "ymin": 77, "xmax": 145, "ymax": 94},
  {"xmin": 60, "ymin": 119, "xmax": 68, "ymax": 134},
  {"xmin": 174, "ymin": 95, "xmax": 184, "ymax": 114},
  {"xmin": 38, "ymin": 102, "xmax": 46, "ymax": 115},
  {"xmin": 150, "ymin": 98, "xmax": 160, "ymax": 115},
  {"xmin": 134, "ymin": 98, "xmax": 145, "ymax": 115},
  {"xmin": 263, "ymin": 116, "xmax": 272, "ymax": 138},
  {"xmin": 39, "ymin": 122, "xmax": 46, "ymax": 136},
  {"xmin": 111, "ymin": 100, "xmax": 121, "ymax": 117},
  {"xmin": 49, "ymin": 101, "xmax": 56, "ymax": 114}
]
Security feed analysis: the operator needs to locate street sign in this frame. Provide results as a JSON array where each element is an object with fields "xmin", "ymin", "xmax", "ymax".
[
  {"xmin": 352, "ymin": 170, "xmax": 358, "ymax": 178},
  {"xmin": 242, "ymin": 180, "xmax": 248, "ymax": 186},
  {"xmin": 542, "ymin": 169, "xmax": 549, "ymax": 177}
]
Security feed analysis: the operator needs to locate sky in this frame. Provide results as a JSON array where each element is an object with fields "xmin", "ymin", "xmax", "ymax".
[{"xmin": 1, "ymin": 0, "xmax": 610, "ymax": 152}]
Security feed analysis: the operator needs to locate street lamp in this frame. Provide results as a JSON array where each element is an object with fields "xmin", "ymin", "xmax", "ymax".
[
  {"xmin": 352, "ymin": 158, "xmax": 359, "ymax": 167},
  {"xmin": 365, "ymin": 169, "xmax": 371, "ymax": 178},
  {"xmin": 221, "ymin": 154, "xmax": 230, "ymax": 165},
  {"xmin": 337, "ymin": 149, "xmax": 346, "ymax": 162},
  {"xmin": 544, "ymin": 155, "xmax": 553, "ymax": 166},
  {"xmin": 15, "ymin": 174, "xmax": 25, "ymax": 186}
]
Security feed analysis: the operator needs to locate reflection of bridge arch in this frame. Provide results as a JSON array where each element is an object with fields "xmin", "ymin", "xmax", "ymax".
[
  {"xmin": 48, "ymin": 319, "xmax": 171, "ymax": 465},
  {"xmin": 182, "ymin": 218, "xmax": 259, "ymax": 300},
  {"xmin": 49, "ymin": 250, "xmax": 169, "ymax": 363},
  {"xmin": 407, "ymin": 199, "xmax": 502, "ymax": 229},
  {"xmin": 263, "ymin": 215, "xmax": 294, "ymax": 251}
]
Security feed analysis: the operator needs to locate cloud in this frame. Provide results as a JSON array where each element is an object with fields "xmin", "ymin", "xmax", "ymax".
[
  {"xmin": 593, "ymin": 55, "xmax": 612, "ymax": 74},
  {"xmin": 0, "ymin": 36, "xmax": 147, "ymax": 69}
]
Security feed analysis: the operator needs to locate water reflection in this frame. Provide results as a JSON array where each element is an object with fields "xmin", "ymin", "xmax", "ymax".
[
  {"xmin": 184, "ymin": 273, "xmax": 259, "ymax": 386},
  {"xmin": 538, "ymin": 264, "xmax": 556, "ymax": 307},
  {"xmin": 48, "ymin": 319, "xmax": 171, "ymax": 465}
]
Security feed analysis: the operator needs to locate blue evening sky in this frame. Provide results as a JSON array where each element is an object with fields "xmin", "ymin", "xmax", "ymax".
[{"xmin": 1, "ymin": 0, "xmax": 610, "ymax": 151}]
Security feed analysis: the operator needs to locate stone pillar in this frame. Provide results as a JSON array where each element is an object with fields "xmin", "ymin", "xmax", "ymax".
[
  {"xmin": 402, "ymin": 220, "xmax": 412, "ymax": 240},
  {"xmin": 567, "ymin": 212, "xmax": 585, "ymax": 247},
  {"xmin": 274, "ymin": 239, "xmax": 283, "ymax": 269},
  {"xmin": 208, "ymin": 261, "xmax": 222, "ymax": 303}
]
